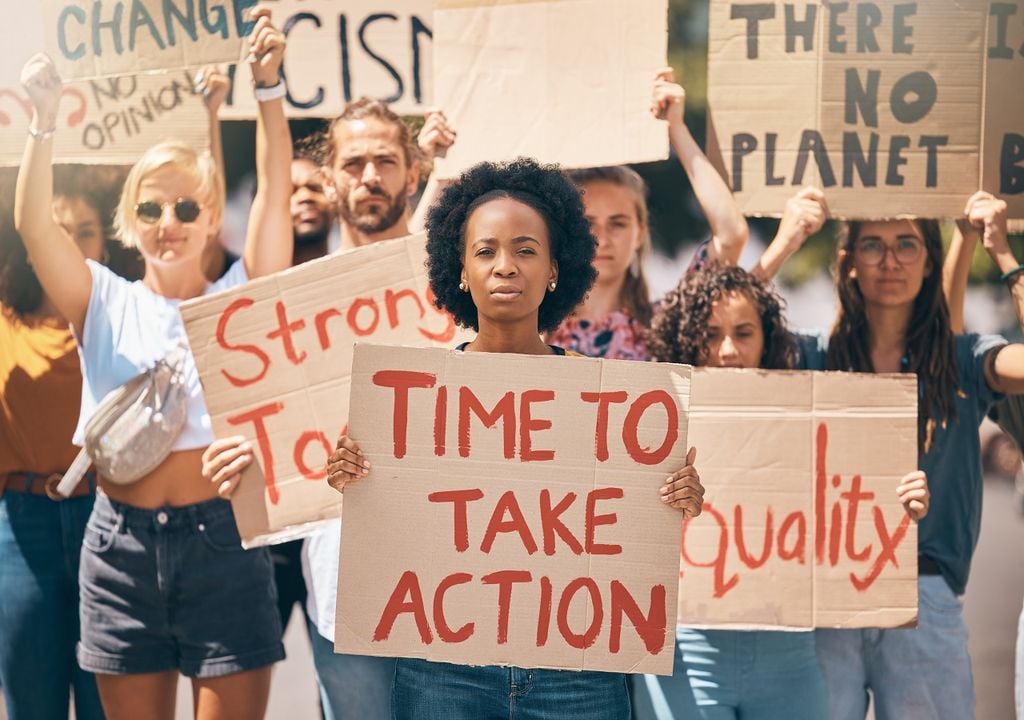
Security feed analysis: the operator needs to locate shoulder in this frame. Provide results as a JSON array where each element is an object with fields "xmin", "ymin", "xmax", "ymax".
[{"xmin": 208, "ymin": 259, "xmax": 249, "ymax": 295}]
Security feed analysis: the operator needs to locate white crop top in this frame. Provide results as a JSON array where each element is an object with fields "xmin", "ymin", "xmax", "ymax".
[{"xmin": 72, "ymin": 259, "xmax": 249, "ymax": 450}]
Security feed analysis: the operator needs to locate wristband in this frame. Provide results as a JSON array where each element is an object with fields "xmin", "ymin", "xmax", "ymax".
[
  {"xmin": 1000, "ymin": 264, "xmax": 1024, "ymax": 283},
  {"xmin": 28, "ymin": 125, "xmax": 57, "ymax": 141},
  {"xmin": 253, "ymin": 82, "xmax": 286, "ymax": 102}
]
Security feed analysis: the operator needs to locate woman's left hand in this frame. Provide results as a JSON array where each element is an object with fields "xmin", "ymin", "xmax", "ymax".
[
  {"xmin": 661, "ymin": 446, "xmax": 704, "ymax": 518},
  {"xmin": 964, "ymin": 190, "xmax": 1009, "ymax": 254},
  {"xmin": 248, "ymin": 5, "xmax": 286, "ymax": 90},
  {"xmin": 196, "ymin": 65, "xmax": 230, "ymax": 115},
  {"xmin": 897, "ymin": 470, "xmax": 929, "ymax": 522}
]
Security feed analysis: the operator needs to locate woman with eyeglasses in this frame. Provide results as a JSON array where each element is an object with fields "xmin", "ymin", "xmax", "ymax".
[
  {"xmin": 13, "ymin": 8, "xmax": 293, "ymax": 719},
  {"xmin": 765, "ymin": 192, "xmax": 1024, "ymax": 720}
]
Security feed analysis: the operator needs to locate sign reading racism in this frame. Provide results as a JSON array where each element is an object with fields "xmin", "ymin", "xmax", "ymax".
[
  {"xmin": 40, "ymin": 0, "xmax": 252, "ymax": 80},
  {"xmin": 679, "ymin": 368, "xmax": 918, "ymax": 629},
  {"xmin": 220, "ymin": 0, "xmax": 433, "ymax": 119},
  {"xmin": 181, "ymin": 234, "xmax": 468, "ymax": 546},
  {"xmin": 335, "ymin": 345, "xmax": 691, "ymax": 675},
  {"xmin": 1, "ymin": 5, "xmax": 208, "ymax": 165},
  {"xmin": 707, "ymin": 0, "xmax": 1024, "ymax": 219},
  {"xmin": 432, "ymin": 0, "xmax": 670, "ymax": 179}
]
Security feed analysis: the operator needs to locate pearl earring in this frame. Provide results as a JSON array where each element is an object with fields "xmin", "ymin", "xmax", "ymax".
[
  {"xmin": 459, "ymin": 281, "xmax": 467, "ymax": 292},
  {"xmin": 548, "ymin": 281, "xmax": 557, "ymax": 291}
]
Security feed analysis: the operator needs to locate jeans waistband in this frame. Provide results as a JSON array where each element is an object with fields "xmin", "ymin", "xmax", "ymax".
[{"xmin": 95, "ymin": 492, "xmax": 234, "ymax": 532}]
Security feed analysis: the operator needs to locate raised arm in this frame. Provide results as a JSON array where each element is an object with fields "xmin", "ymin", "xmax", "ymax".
[
  {"xmin": 942, "ymin": 220, "xmax": 977, "ymax": 334},
  {"xmin": 652, "ymin": 68, "xmax": 748, "ymax": 265},
  {"xmin": 13, "ymin": 54, "xmax": 92, "ymax": 332},
  {"xmin": 197, "ymin": 66, "xmax": 230, "ymax": 202},
  {"xmin": 243, "ymin": 6, "xmax": 293, "ymax": 278},
  {"xmin": 410, "ymin": 110, "xmax": 457, "ymax": 234},
  {"xmin": 751, "ymin": 186, "xmax": 827, "ymax": 282},
  {"xmin": 966, "ymin": 191, "xmax": 1024, "ymax": 394}
]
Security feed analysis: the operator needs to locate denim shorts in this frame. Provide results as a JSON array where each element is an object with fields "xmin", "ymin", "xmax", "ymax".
[{"xmin": 77, "ymin": 493, "xmax": 285, "ymax": 678}]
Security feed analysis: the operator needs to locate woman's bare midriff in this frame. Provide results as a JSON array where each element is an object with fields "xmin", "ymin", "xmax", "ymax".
[{"xmin": 98, "ymin": 448, "xmax": 215, "ymax": 508}]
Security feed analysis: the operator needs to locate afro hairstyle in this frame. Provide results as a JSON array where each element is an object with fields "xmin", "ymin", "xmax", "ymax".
[{"xmin": 426, "ymin": 158, "xmax": 597, "ymax": 333}]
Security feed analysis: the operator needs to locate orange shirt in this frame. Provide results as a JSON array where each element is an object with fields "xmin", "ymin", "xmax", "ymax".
[{"xmin": 0, "ymin": 306, "xmax": 83, "ymax": 475}]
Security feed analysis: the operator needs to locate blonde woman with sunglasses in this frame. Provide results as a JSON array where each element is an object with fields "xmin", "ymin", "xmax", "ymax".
[{"xmin": 13, "ymin": 7, "xmax": 292, "ymax": 719}]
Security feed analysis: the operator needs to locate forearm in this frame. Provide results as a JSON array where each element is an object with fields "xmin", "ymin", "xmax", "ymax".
[
  {"xmin": 411, "ymin": 174, "xmax": 452, "ymax": 234},
  {"xmin": 750, "ymin": 236, "xmax": 793, "ymax": 282},
  {"xmin": 208, "ymin": 110, "xmax": 226, "ymax": 201},
  {"xmin": 670, "ymin": 122, "xmax": 747, "ymax": 265},
  {"xmin": 244, "ymin": 96, "xmax": 293, "ymax": 277},
  {"xmin": 942, "ymin": 225, "xmax": 976, "ymax": 334}
]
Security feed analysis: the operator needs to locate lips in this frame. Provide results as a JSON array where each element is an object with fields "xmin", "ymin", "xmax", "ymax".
[{"xmin": 489, "ymin": 284, "xmax": 522, "ymax": 300}]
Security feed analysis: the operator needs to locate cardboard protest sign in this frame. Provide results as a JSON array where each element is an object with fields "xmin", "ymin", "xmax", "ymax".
[
  {"xmin": 335, "ymin": 345, "xmax": 690, "ymax": 674},
  {"xmin": 181, "ymin": 234, "xmax": 468, "ymax": 546},
  {"xmin": 707, "ymin": 0, "xmax": 1023, "ymax": 219},
  {"xmin": 220, "ymin": 0, "xmax": 433, "ymax": 119},
  {"xmin": 40, "ymin": 0, "xmax": 252, "ymax": 80},
  {"xmin": 432, "ymin": 0, "xmax": 669, "ymax": 179},
  {"xmin": 1, "ymin": 5, "xmax": 208, "ymax": 165},
  {"xmin": 983, "ymin": 1, "xmax": 1024, "ymax": 219},
  {"xmin": 679, "ymin": 368, "xmax": 918, "ymax": 629}
]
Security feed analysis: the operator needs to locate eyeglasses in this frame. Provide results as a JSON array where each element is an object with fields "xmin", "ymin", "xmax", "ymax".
[
  {"xmin": 135, "ymin": 199, "xmax": 202, "ymax": 224},
  {"xmin": 853, "ymin": 236, "xmax": 924, "ymax": 266}
]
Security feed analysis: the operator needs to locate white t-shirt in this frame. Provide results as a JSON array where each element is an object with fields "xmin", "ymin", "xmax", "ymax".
[
  {"xmin": 302, "ymin": 520, "xmax": 341, "ymax": 640},
  {"xmin": 73, "ymin": 259, "xmax": 249, "ymax": 449}
]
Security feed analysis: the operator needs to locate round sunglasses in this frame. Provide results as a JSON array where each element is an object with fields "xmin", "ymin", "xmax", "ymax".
[{"xmin": 134, "ymin": 198, "xmax": 202, "ymax": 224}]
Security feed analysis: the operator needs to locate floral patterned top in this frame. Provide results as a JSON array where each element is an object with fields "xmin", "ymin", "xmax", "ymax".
[{"xmin": 548, "ymin": 310, "xmax": 650, "ymax": 361}]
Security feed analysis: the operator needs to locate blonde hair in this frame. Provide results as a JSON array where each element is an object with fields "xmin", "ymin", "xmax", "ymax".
[
  {"xmin": 113, "ymin": 141, "xmax": 224, "ymax": 249},
  {"xmin": 568, "ymin": 166, "xmax": 653, "ymax": 325}
]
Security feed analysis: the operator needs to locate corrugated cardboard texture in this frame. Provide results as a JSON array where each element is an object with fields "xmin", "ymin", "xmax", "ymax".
[
  {"xmin": 220, "ymin": 0, "xmax": 434, "ymax": 119},
  {"xmin": 180, "ymin": 234, "xmax": 470, "ymax": 546},
  {"xmin": 40, "ymin": 0, "xmax": 248, "ymax": 80},
  {"xmin": 433, "ymin": 0, "xmax": 669, "ymax": 179},
  {"xmin": 982, "ymin": 0, "xmax": 1024, "ymax": 219},
  {"xmin": 680, "ymin": 368, "xmax": 918, "ymax": 630},
  {"xmin": 707, "ymin": 0, "xmax": 1021, "ymax": 219},
  {"xmin": 336, "ymin": 345, "xmax": 690, "ymax": 675},
  {"xmin": 1, "ymin": 6, "xmax": 208, "ymax": 165}
]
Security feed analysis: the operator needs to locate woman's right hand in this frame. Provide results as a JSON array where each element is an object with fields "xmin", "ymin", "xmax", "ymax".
[
  {"xmin": 327, "ymin": 435, "xmax": 371, "ymax": 493},
  {"xmin": 774, "ymin": 186, "xmax": 827, "ymax": 252},
  {"xmin": 20, "ymin": 53, "xmax": 62, "ymax": 131},
  {"xmin": 651, "ymin": 67, "xmax": 685, "ymax": 127},
  {"xmin": 202, "ymin": 436, "xmax": 255, "ymax": 498}
]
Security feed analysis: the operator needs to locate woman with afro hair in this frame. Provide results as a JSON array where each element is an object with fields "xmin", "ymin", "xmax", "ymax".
[
  {"xmin": 326, "ymin": 158, "xmax": 705, "ymax": 720},
  {"xmin": 636, "ymin": 262, "xmax": 928, "ymax": 720}
]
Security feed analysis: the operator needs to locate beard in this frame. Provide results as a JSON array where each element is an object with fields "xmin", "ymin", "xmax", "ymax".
[{"xmin": 338, "ymin": 186, "xmax": 407, "ymax": 235}]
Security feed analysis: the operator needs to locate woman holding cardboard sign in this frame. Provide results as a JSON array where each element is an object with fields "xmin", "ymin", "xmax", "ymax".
[
  {"xmin": 14, "ymin": 6, "xmax": 293, "ymax": 719},
  {"xmin": 756, "ymin": 190, "xmax": 1022, "ymax": 719},
  {"xmin": 323, "ymin": 158, "xmax": 704, "ymax": 719},
  {"xmin": 642, "ymin": 261, "xmax": 929, "ymax": 720},
  {"xmin": 549, "ymin": 69, "xmax": 749, "ymax": 360}
]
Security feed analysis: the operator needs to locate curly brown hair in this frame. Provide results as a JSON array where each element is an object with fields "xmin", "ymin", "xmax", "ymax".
[
  {"xmin": 827, "ymin": 219, "xmax": 958, "ymax": 453},
  {"xmin": 648, "ymin": 264, "xmax": 798, "ymax": 370}
]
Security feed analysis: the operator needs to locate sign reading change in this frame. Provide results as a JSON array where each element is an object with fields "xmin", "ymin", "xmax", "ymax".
[
  {"xmin": 41, "ymin": 0, "xmax": 254, "ymax": 80},
  {"xmin": 707, "ymin": 0, "xmax": 1024, "ymax": 219}
]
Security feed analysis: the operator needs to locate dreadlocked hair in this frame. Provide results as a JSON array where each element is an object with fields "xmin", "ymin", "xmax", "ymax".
[
  {"xmin": 827, "ymin": 219, "xmax": 959, "ymax": 453},
  {"xmin": 568, "ymin": 166, "xmax": 653, "ymax": 325},
  {"xmin": 648, "ymin": 263, "xmax": 799, "ymax": 370}
]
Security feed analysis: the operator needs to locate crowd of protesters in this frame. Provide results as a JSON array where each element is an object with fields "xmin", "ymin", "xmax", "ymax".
[{"xmin": 2, "ymin": 7, "xmax": 1023, "ymax": 720}]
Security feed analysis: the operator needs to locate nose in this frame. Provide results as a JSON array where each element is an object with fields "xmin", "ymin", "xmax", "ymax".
[
  {"xmin": 493, "ymin": 249, "xmax": 517, "ymax": 277},
  {"xmin": 879, "ymin": 245, "xmax": 900, "ymax": 269},
  {"xmin": 719, "ymin": 334, "xmax": 739, "ymax": 359},
  {"xmin": 158, "ymin": 204, "xmax": 179, "ymax": 230},
  {"xmin": 592, "ymin": 222, "xmax": 608, "ymax": 247},
  {"xmin": 361, "ymin": 161, "xmax": 381, "ymax": 186}
]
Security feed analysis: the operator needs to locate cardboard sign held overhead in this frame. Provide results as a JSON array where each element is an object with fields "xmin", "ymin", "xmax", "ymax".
[
  {"xmin": 40, "ymin": 0, "xmax": 252, "ymax": 80},
  {"xmin": 336, "ymin": 345, "xmax": 690, "ymax": 675},
  {"xmin": 220, "ymin": 0, "xmax": 433, "ymax": 119},
  {"xmin": 707, "ymin": 0, "xmax": 1024, "ymax": 219},
  {"xmin": 0, "ymin": 5, "xmax": 208, "ymax": 165},
  {"xmin": 432, "ymin": 0, "xmax": 669, "ymax": 179},
  {"xmin": 180, "ymin": 234, "xmax": 468, "ymax": 547},
  {"xmin": 680, "ymin": 368, "xmax": 918, "ymax": 629}
]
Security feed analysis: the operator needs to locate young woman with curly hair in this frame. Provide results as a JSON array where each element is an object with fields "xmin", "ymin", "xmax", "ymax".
[
  {"xmin": 548, "ymin": 69, "xmax": 748, "ymax": 361},
  {"xmin": 638, "ymin": 262, "xmax": 928, "ymax": 720},
  {"xmin": 13, "ymin": 8, "xmax": 294, "ymax": 718},
  {"xmin": 0, "ymin": 165, "xmax": 139, "ymax": 720},
  {"xmin": 324, "ymin": 158, "xmax": 705, "ymax": 720}
]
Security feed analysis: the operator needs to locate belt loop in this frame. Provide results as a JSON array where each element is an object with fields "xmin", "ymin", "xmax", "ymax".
[
  {"xmin": 25, "ymin": 473, "xmax": 37, "ymax": 495},
  {"xmin": 0, "ymin": 473, "xmax": 7, "ymax": 500}
]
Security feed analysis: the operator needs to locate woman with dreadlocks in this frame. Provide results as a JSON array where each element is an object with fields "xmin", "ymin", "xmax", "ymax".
[
  {"xmin": 809, "ymin": 192, "xmax": 1024, "ymax": 720},
  {"xmin": 638, "ymin": 262, "xmax": 928, "ymax": 720}
]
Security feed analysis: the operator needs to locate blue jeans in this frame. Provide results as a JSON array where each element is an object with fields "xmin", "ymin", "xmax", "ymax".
[
  {"xmin": 816, "ymin": 575, "xmax": 974, "ymax": 720},
  {"xmin": 0, "ymin": 491, "xmax": 104, "ymax": 720},
  {"xmin": 392, "ymin": 658, "xmax": 630, "ymax": 720},
  {"xmin": 632, "ymin": 628, "xmax": 826, "ymax": 720},
  {"xmin": 309, "ymin": 619, "xmax": 395, "ymax": 720}
]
